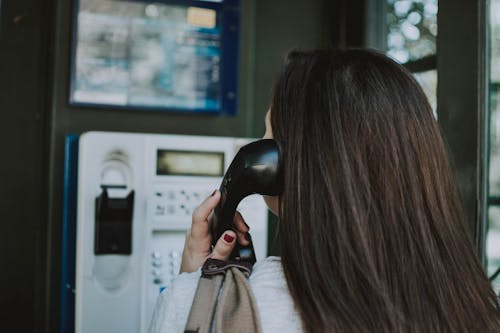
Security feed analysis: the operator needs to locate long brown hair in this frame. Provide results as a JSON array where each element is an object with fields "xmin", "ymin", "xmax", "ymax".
[{"xmin": 270, "ymin": 49, "xmax": 500, "ymax": 332}]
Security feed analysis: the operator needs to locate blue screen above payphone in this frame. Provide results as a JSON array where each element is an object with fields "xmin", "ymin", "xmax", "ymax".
[{"xmin": 70, "ymin": 0, "xmax": 238, "ymax": 114}]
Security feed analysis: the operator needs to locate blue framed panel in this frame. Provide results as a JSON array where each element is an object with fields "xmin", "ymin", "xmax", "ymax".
[
  {"xmin": 60, "ymin": 135, "xmax": 79, "ymax": 333},
  {"xmin": 69, "ymin": 0, "xmax": 240, "ymax": 115}
]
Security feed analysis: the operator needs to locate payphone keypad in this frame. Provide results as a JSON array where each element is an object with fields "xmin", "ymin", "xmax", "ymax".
[
  {"xmin": 152, "ymin": 185, "xmax": 213, "ymax": 222},
  {"xmin": 150, "ymin": 250, "xmax": 181, "ymax": 288}
]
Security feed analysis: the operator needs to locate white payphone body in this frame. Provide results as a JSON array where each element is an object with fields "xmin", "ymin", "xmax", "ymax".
[{"xmin": 75, "ymin": 131, "xmax": 269, "ymax": 333}]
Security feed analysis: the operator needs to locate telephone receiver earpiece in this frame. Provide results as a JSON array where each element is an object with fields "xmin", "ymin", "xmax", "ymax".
[{"xmin": 210, "ymin": 139, "xmax": 284, "ymax": 264}]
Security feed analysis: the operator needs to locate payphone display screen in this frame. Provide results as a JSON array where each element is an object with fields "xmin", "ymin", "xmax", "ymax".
[{"xmin": 156, "ymin": 150, "xmax": 224, "ymax": 176}]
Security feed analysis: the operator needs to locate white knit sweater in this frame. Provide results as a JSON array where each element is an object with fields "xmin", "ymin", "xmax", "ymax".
[{"xmin": 148, "ymin": 256, "xmax": 303, "ymax": 332}]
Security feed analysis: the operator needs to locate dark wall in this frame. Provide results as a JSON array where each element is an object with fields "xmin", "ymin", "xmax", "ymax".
[
  {"xmin": 0, "ymin": 0, "xmax": 332, "ymax": 331},
  {"xmin": 0, "ymin": 0, "xmax": 53, "ymax": 331},
  {"xmin": 437, "ymin": 0, "xmax": 488, "ymax": 257}
]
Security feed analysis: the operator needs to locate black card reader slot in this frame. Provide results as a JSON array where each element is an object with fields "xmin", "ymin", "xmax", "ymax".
[{"xmin": 100, "ymin": 184, "xmax": 127, "ymax": 189}]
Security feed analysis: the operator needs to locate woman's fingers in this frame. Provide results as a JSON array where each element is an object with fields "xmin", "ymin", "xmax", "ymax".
[
  {"xmin": 234, "ymin": 211, "xmax": 251, "ymax": 246},
  {"xmin": 182, "ymin": 193, "xmax": 253, "ymax": 271},
  {"xmin": 211, "ymin": 230, "xmax": 237, "ymax": 261},
  {"xmin": 179, "ymin": 191, "xmax": 220, "ymax": 273},
  {"xmin": 233, "ymin": 211, "xmax": 249, "ymax": 232},
  {"xmin": 190, "ymin": 190, "xmax": 220, "ymax": 241}
]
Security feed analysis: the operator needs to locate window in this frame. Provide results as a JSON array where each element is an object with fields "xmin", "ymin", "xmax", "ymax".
[
  {"xmin": 386, "ymin": 0, "xmax": 438, "ymax": 115},
  {"xmin": 486, "ymin": 0, "xmax": 500, "ymax": 294}
]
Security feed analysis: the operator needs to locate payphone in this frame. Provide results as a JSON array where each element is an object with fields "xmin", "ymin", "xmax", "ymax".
[{"xmin": 64, "ymin": 131, "xmax": 269, "ymax": 333}]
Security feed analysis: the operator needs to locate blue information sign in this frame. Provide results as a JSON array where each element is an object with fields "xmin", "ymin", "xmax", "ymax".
[{"xmin": 69, "ymin": 0, "xmax": 239, "ymax": 115}]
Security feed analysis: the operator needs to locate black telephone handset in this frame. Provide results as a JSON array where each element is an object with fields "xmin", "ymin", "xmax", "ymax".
[{"xmin": 211, "ymin": 139, "xmax": 284, "ymax": 264}]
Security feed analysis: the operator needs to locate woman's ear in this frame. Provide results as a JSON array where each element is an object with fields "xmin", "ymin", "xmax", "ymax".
[
  {"xmin": 263, "ymin": 110, "xmax": 273, "ymax": 140},
  {"xmin": 263, "ymin": 195, "xmax": 279, "ymax": 216}
]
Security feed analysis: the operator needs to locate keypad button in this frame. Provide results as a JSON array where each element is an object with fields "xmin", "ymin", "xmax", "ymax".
[{"xmin": 155, "ymin": 204, "xmax": 165, "ymax": 215}]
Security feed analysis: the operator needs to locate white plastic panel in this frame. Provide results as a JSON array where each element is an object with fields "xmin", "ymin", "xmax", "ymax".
[{"xmin": 75, "ymin": 132, "xmax": 270, "ymax": 333}]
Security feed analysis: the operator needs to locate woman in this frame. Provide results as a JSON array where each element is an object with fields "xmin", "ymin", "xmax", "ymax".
[{"xmin": 149, "ymin": 49, "xmax": 500, "ymax": 332}]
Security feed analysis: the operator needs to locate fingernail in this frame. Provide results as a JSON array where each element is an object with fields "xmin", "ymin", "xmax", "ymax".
[
  {"xmin": 224, "ymin": 233, "xmax": 235, "ymax": 243},
  {"xmin": 211, "ymin": 190, "xmax": 217, "ymax": 196},
  {"xmin": 243, "ymin": 221, "xmax": 250, "ymax": 229}
]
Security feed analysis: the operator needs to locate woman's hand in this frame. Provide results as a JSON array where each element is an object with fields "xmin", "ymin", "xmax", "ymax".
[{"xmin": 180, "ymin": 190, "xmax": 251, "ymax": 273}]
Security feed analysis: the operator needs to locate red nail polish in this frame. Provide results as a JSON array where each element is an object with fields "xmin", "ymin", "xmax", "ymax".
[{"xmin": 224, "ymin": 234, "xmax": 235, "ymax": 243}]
